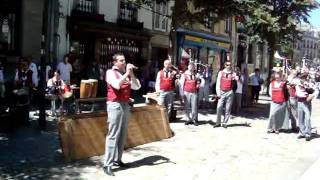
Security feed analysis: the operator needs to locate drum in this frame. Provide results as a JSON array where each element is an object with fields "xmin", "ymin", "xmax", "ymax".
[
  {"xmin": 80, "ymin": 80, "xmax": 92, "ymax": 98},
  {"xmin": 62, "ymin": 84, "xmax": 73, "ymax": 99},
  {"xmin": 88, "ymin": 79, "xmax": 98, "ymax": 98}
]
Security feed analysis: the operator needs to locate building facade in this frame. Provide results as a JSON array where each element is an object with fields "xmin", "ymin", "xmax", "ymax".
[{"xmin": 293, "ymin": 24, "xmax": 320, "ymax": 66}]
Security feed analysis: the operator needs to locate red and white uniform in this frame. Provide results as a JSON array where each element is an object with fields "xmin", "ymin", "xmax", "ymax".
[
  {"xmin": 106, "ymin": 66, "xmax": 141, "ymax": 102},
  {"xmin": 155, "ymin": 69, "xmax": 175, "ymax": 92},
  {"xmin": 271, "ymin": 80, "xmax": 286, "ymax": 103},
  {"xmin": 181, "ymin": 72, "xmax": 198, "ymax": 93}
]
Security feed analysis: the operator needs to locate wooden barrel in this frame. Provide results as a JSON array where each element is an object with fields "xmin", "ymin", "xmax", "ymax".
[
  {"xmin": 80, "ymin": 80, "xmax": 92, "ymax": 98},
  {"xmin": 88, "ymin": 79, "xmax": 98, "ymax": 98}
]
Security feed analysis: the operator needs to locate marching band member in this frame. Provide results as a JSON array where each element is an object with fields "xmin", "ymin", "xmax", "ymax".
[
  {"xmin": 267, "ymin": 72, "xmax": 287, "ymax": 134},
  {"xmin": 287, "ymin": 69, "xmax": 299, "ymax": 132},
  {"xmin": 103, "ymin": 53, "xmax": 141, "ymax": 176},
  {"xmin": 47, "ymin": 70, "xmax": 65, "ymax": 116},
  {"xmin": 296, "ymin": 72, "xmax": 319, "ymax": 141},
  {"xmin": 155, "ymin": 59, "xmax": 177, "ymax": 120},
  {"xmin": 180, "ymin": 62, "xmax": 200, "ymax": 126},
  {"xmin": 214, "ymin": 60, "xmax": 235, "ymax": 128}
]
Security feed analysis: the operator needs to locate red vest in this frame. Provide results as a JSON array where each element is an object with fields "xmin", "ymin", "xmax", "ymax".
[
  {"xmin": 107, "ymin": 70, "xmax": 131, "ymax": 102},
  {"xmin": 288, "ymin": 85, "xmax": 296, "ymax": 97},
  {"xmin": 220, "ymin": 71, "xmax": 232, "ymax": 91},
  {"xmin": 183, "ymin": 73, "xmax": 198, "ymax": 93},
  {"xmin": 271, "ymin": 81, "xmax": 286, "ymax": 103},
  {"xmin": 160, "ymin": 70, "xmax": 174, "ymax": 91}
]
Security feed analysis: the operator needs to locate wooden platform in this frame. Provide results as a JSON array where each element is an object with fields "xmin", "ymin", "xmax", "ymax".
[{"xmin": 58, "ymin": 104, "xmax": 172, "ymax": 161}]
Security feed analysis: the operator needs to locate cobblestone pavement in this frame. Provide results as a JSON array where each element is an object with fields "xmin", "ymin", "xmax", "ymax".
[{"xmin": 1, "ymin": 96, "xmax": 320, "ymax": 180}]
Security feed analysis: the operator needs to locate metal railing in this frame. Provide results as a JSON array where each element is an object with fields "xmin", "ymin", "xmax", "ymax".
[{"xmin": 75, "ymin": 0, "xmax": 96, "ymax": 13}]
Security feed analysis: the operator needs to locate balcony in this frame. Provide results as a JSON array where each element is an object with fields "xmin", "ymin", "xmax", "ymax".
[
  {"xmin": 71, "ymin": 0, "xmax": 104, "ymax": 23},
  {"xmin": 117, "ymin": 1, "xmax": 143, "ymax": 30}
]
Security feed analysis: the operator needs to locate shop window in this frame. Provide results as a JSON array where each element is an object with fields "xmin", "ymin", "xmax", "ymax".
[
  {"xmin": 0, "ymin": 0, "xmax": 21, "ymax": 55},
  {"xmin": 224, "ymin": 17, "xmax": 232, "ymax": 33},
  {"xmin": 119, "ymin": 0, "xmax": 138, "ymax": 22},
  {"xmin": 153, "ymin": 1, "xmax": 168, "ymax": 31},
  {"xmin": 75, "ymin": 0, "xmax": 97, "ymax": 13}
]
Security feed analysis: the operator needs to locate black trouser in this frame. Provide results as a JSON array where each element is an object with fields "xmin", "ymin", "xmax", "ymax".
[{"xmin": 251, "ymin": 85, "xmax": 260, "ymax": 102}]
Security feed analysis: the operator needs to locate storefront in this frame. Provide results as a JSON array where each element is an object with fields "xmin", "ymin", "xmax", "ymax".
[{"xmin": 175, "ymin": 28, "xmax": 231, "ymax": 73}]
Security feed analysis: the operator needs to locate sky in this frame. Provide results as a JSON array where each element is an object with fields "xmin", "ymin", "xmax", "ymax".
[{"xmin": 309, "ymin": 0, "xmax": 320, "ymax": 28}]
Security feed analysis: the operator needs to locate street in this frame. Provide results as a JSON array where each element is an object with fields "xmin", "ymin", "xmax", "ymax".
[{"xmin": 1, "ymin": 95, "xmax": 320, "ymax": 180}]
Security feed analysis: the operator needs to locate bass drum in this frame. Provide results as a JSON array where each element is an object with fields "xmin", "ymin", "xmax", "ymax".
[{"xmin": 62, "ymin": 84, "xmax": 73, "ymax": 99}]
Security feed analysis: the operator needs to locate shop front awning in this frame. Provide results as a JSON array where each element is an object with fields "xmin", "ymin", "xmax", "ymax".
[{"xmin": 176, "ymin": 28, "xmax": 231, "ymax": 50}]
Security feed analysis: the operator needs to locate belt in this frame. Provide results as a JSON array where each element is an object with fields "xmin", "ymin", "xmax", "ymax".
[{"xmin": 297, "ymin": 97, "xmax": 307, "ymax": 102}]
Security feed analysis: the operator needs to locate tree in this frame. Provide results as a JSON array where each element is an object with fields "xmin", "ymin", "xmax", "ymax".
[{"xmin": 131, "ymin": 0, "xmax": 318, "ymax": 70}]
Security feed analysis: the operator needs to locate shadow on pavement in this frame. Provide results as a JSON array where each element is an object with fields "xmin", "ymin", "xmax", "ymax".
[
  {"xmin": 237, "ymin": 103, "xmax": 270, "ymax": 120},
  {"xmin": 0, "ymin": 118, "xmax": 100, "ymax": 179},
  {"xmin": 114, "ymin": 155, "xmax": 175, "ymax": 172}
]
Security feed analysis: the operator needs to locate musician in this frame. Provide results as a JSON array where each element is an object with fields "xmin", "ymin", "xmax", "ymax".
[
  {"xmin": 103, "ymin": 53, "xmax": 141, "ymax": 176},
  {"xmin": 295, "ymin": 72, "xmax": 319, "ymax": 141},
  {"xmin": 214, "ymin": 60, "xmax": 236, "ymax": 128},
  {"xmin": 267, "ymin": 72, "xmax": 287, "ymax": 134},
  {"xmin": 180, "ymin": 62, "xmax": 200, "ymax": 126},
  {"xmin": 287, "ymin": 69, "xmax": 299, "ymax": 132},
  {"xmin": 14, "ymin": 61, "xmax": 33, "ymax": 89},
  {"xmin": 155, "ymin": 59, "xmax": 177, "ymax": 120},
  {"xmin": 47, "ymin": 70, "xmax": 65, "ymax": 116}
]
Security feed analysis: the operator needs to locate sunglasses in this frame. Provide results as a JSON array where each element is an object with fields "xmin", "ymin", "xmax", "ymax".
[{"xmin": 225, "ymin": 64, "xmax": 231, "ymax": 66}]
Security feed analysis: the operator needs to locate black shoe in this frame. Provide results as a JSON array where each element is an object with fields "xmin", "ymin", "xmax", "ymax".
[
  {"xmin": 305, "ymin": 135, "xmax": 311, "ymax": 141},
  {"xmin": 297, "ymin": 135, "xmax": 305, "ymax": 139},
  {"xmin": 103, "ymin": 166, "xmax": 114, "ymax": 176},
  {"xmin": 114, "ymin": 161, "xmax": 128, "ymax": 168},
  {"xmin": 213, "ymin": 124, "xmax": 221, "ymax": 128},
  {"xmin": 185, "ymin": 121, "xmax": 192, "ymax": 125},
  {"xmin": 193, "ymin": 121, "xmax": 199, "ymax": 126},
  {"xmin": 222, "ymin": 124, "xmax": 228, "ymax": 128}
]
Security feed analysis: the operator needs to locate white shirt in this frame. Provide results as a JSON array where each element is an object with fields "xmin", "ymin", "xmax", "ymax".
[
  {"xmin": 106, "ymin": 66, "xmax": 141, "ymax": 91},
  {"xmin": 29, "ymin": 62, "xmax": 38, "ymax": 87},
  {"xmin": 57, "ymin": 62, "xmax": 72, "ymax": 83},
  {"xmin": 216, "ymin": 69, "xmax": 235, "ymax": 96},
  {"xmin": 47, "ymin": 76, "xmax": 65, "ymax": 89}
]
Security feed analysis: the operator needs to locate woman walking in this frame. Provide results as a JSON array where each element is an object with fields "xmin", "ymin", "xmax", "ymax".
[{"xmin": 267, "ymin": 72, "xmax": 287, "ymax": 134}]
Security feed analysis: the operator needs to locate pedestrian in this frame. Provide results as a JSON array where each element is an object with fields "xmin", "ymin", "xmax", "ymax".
[
  {"xmin": 249, "ymin": 68, "xmax": 263, "ymax": 104},
  {"xmin": 296, "ymin": 72, "xmax": 319, "ymax": 141},
  {"xmin": 267, "ymin": 72, "xmax": 287, "ymax": 134},
  {"xmin": 286, "ymin": 69, "xmax": 299, "ymax": 132},
  {"xmin": 198, "ymin": 64, "xmax": 211, "ymax": 108},
  {"xmin": 233, "ymin": 67, "xmax": 244, "ymax": 114},
  {"xmin": 155, "ymin": 59, "xmax": 177, "ymax": 120},
  {"xmin": 180, "ymin": 62, "xmax": 200, "ymax": 126},
  {"xmin": 214, "ymin": 60, "xmax": 236, "ymax": 128},
  {"xmin": 103, "ymin": 53, "xmax": 141, "ymax": 176},
  {"xmin": 0, "ymin": 59, "xmax": 5, "ymax": 99},
  {"xmin": 57, "ymin": 55, "xmax": 73, "ymax": 84}
]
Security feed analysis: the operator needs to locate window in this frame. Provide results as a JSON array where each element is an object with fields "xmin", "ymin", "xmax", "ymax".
[
  {"xmin": 0, "ymin": 0, "xmax": 21, "ymax": 54},
  {"xmin": 119, "ymin": 0, "xmax": 138, "ymax": 21},
  {"xmin": 224, "ymin": 17, "xmax": 232, "ymax": 33},
  {"xmin": 203, "ymin": 16, "xmax": 213, "ymax": 29},
  {"xmin": 153, "ymin": 1, "xmax": 168, "ymax": 31},
  {"xmin": 75, "ymin": 0, "xmax": 97, "ymax": 13}
]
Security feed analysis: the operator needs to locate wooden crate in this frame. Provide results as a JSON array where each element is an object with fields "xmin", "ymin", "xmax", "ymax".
[{"xmin": 58, "ymin": 105, "xmax": 172, "ymax": 161}]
